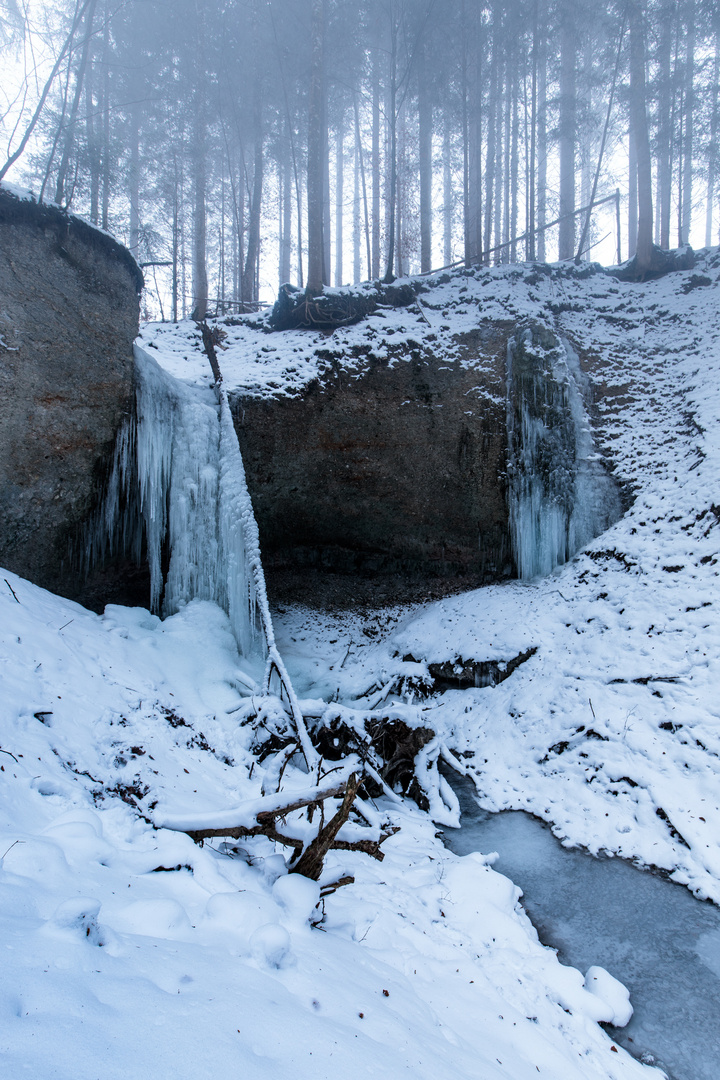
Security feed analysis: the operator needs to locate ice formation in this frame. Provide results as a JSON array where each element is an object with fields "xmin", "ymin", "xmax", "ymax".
[
  {"xmin": 506, "ymin": 322, "xmax": 621, "ymax": 579},
  {"xmin": 85, "ymin": 346, "xmax": 263, "ymax": 656}
]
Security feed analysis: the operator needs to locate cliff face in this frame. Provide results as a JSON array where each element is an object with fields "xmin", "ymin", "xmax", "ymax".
[
  {"xmin": 0, "ymin": 188, "xmax": 141, "ymax": 597},
  {"xmin": 232, "ymin": 325, "xmax": 515, "ymax": 605}
]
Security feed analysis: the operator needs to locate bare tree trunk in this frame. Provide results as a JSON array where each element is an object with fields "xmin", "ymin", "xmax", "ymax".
[
  {"xmin": 483, "ymin": 33, "xmax": 497, "ymax": 264},
  {"xmin": 680, "ymin": 0, "xmax": 694, "ymax": 245},
  {"xmin": 462, "ymin": 1, "xmax": 471, "ymax": 265},
  {"xmin": 493, "ymin": 45, "xmax": 503, "ymax": 257},
  {"xmin": 322, "ymin": 103, "xmax": 331, "ymax": 284},
  {"xmin": 579, "ymin": 35, "xmax": 594, "ymax": 258},
  {"xmin": 558, "ymin": 0, "xmax": 576, "ymax": 260},
  {"xmin": 128, "ymin": 97, "xmax": 141, "ymax": 257},
  {"xmin": 501, "ymin": 41, "xmax": 511, "ymax": 263},
  {"xmin": 85, "ymin": 37, "xmax": 99, "ymax": 224},
  {"xmin": 172, "ymin": 157, "xmax": 179, "ymax": 322},
  {"xmin": 628, "ymin": 124, "xmax": 638, "ymax": 258},
  {"xmin": 190, "ymin": 116, "xmax": 208, "ymax": 320},
  {"xmin": 656, "ymin": 0, "xmax": 674, "ymax": 249},
  {"xmin": 510, "ymin": 54, "xmax": 519, "ymax": 262},
  {"xmin": 242, "ymin": 127, "xmax": 263, "ymax": 302},
  {"xmin": 353, "ymin": 134, "xmax": 361, "ymax": 281},
  {"xmin": 281, "ymin": 143, "xmax": 292, "ymax": 283},
  {"xmin": 101, "ymin": 0, "xmax": 111, "ymax": 230},
  {"xmin": 243, "ymin": 29, "xmax": 264, "ymax": 306},
  {"xmin": 536, "ymin": 6, "xmax": 547, "ymax": 261},
  {"xmin": 307, "ymin": 0, "xmax": 325, "ymax": 292},
  {"xmin": 395, "ymin": 100, "xmax": 404, "ymax": 277},
  {"xmin": 628, "ymin": 0, "xmax": 654, "ymax": 275},
  {"xmin": 471, "ymin": 37, "xmax": 483, "ymax": 261},
  {"xmin": 443, "ymin": 116, "xmax": 453, "ymax": 265},
  {"xmin": 464, "ymin": 6, "xmax": 482, "ymax": 265},
  {"xmin": 335, "ymin": 113, "xmax": 344, "ymax": 286},
  {"xmin": 705, "ymin": 35, "xmax": 719, "ymax": 247},
  {"xmin": 55, "ymin": 0, "xmax": 97, "ymax": 207},
  {"xmin": 353, "ymin": 92, "xmax": 372, "ymax": 278},
  {"xmin": 371, "ymin": 25, "xmax": 381, "ymax": 278},
  {"xmin": 527, "ymin": 0, "xmax": 538, "ymax": 260},
  {"xmin": 383, "ymin": 7, "xmax": 398, "ymax": 282},
  {"xmin": 418, "ymin": 42, "xmax": 432, "ymax": 273}
]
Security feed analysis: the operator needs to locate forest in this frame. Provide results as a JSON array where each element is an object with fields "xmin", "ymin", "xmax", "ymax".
[{"xmin": 1, "ymin": 0, "xmax": 719, "ymax": 315}]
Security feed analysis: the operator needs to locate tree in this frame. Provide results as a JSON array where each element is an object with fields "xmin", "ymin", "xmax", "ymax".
[{"xmin": 628, "ymin": 0, "xmax": 654, "ymax": 274}]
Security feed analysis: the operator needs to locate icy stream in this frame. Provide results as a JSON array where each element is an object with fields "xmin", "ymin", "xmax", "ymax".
[{"xmin": 445, "ymin": 775, "xmax": 720, "ymax": 1080}]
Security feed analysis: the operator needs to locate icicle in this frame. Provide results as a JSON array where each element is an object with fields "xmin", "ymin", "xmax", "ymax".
[
  {"xmin": 83, "ymin": 344, "xmax": 317, "ymax": 765},
  {"xmin": 506, "ymin": 322, "xmax": 621, "ymax": 579},
  {"xmin": 84, "ymin": 346, "xmax": 260, "ymax": 654}
]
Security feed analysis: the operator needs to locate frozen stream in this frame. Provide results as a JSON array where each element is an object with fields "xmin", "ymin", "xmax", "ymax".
[{"xmin": 444, "ymin": 775, "xmax": 720, "ymax": 1080}]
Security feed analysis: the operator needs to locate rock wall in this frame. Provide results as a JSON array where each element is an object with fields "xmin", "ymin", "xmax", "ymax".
[
  {"xmin": 0, "ymin": 188, "xmax": 141, "ymax": 597},
  {"xmin": 232, "ymin": 326, "xmax": 515, "ymax": 606}
]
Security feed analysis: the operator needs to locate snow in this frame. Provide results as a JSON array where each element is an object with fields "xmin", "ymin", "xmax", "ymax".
[
  {"xmin": 5, "ymin": 250, "xmax": 720, "ymax": 1077},
  {"xmin": 0, "ymin": 571, "xmax": 658, "ymax": 1079},
  {"xmin": 584, "ymin": 968, "xmax": 633, "ymax": 1028}
]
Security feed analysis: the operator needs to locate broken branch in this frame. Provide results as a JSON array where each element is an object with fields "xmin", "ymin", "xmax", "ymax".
[{"xmin": 291, "ymin": 773, "xmax": 361, "ymax": 880}]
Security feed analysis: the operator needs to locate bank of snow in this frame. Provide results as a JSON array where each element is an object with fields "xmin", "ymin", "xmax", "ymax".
[
  {"xmin": 254, "ymin": 252, "xmax": 720, "ymax": 904},
  {"xmin": 140, "ymin": 248, "xmax": 720, "ymax": 905},
  {"xmin": 0, "ymin": 574, "xmax": 656, "ymax": 1079},
  {"xmin": 4, "ymin": 251, "xmax": 719, "ymax": 1078}
]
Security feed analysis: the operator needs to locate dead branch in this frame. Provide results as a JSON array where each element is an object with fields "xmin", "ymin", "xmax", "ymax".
[
  {"xmin": 256, "ymin": 784, "xmax": 346, "ymax": 821},
  {"xmin": 291, "ymin": 773, "xmax": 361, "ymax": 880},
  {"xmin": 320, "ymin": 875, "xmax": 355, "ymax": 897},
  {"xmin": 174, "ymin": 775, "xmax": 393, "ymax": 871},
  {"xmin": 195, "ymin": 320, "xmax": 224, "ymax": 384}
]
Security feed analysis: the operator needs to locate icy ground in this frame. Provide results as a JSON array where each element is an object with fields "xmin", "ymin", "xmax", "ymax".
[
  {"xmin": 445, "ymin": 779, "xmax": 720, "ymax": 1080},
  {"xmin": 3, "ymin": 252, "xmax": 720, "ymax": 1077}
]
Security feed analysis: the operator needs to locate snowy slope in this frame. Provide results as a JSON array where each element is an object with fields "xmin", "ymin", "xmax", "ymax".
[
  {"xmin": 141, "ymin": 250, "xmax": 720, "ymax": 902},
  {"xmin": 0, "ymin": 575, "xmax": 656, "ymax": 1079},
  {"xmin": 257, "ymin": 253, "xmax": 720, "ymax": 902},
  {"xmin": 4, "ymin": 251, "xmax": 720, "ymax": 1078}
]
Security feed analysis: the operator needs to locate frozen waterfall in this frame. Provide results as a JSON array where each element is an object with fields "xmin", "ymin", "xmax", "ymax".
[
  {"xmin": 84, "ymin": 345, "xmax": 264, "ymax": 657},
  {"xmin": 506, "ymin": 322, "xmax": 622, "ymax": 580}
]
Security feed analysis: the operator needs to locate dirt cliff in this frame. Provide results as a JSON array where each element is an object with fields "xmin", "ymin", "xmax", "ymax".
[{"xmin": 0, "ymin": 187, "xmax": 141, "ymax": 596}]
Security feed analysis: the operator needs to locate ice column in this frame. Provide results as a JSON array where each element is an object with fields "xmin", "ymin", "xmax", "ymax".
[
  {"xmin": 84, "ymin": 346, "xmax": 263, "ymax": 656},
  {"xmin": 506, "ymin": 322, "xmax": 621, "ymax": 579}
]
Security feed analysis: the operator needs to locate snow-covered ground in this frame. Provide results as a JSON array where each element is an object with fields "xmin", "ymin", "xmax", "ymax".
[
  {"xmin": 0, "ymin": 582, "xmax": 654, "ymax": 1079},
  {"xmin": 4, "ymin": 251, "xmax": 720, "ymax": 1077}
]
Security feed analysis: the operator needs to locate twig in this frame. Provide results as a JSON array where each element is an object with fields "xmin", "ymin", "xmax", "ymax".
[
  {"xmin": 0, "ymin": 748, "xmax": 19, "ymax": 763},
  {"xmin": 4, "ymin": 579, "xmax": 19, "ymax": 603},
  {"xmin": 339, "ymin": 644, "xmax": 353, "ymax": 669},
  {"xmin": 415, "ymin": 298, "xmax": 432, "ymax": 326},
  {"xmin": 0, "ymin": 840, "xmax": 23, "ymax": 860},
  {"xmin": 320, "ymin": 875, "xmax": 355, "ymax": 897},
  {"xmin": 57, "ymin": 620, "xmax": 74, "ymax": 631}
]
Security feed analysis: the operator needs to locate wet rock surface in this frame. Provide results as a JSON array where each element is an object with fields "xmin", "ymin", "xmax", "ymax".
[{"xmin": 0, "ymin": 189, "xmax": 141, "ymax": 598}]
